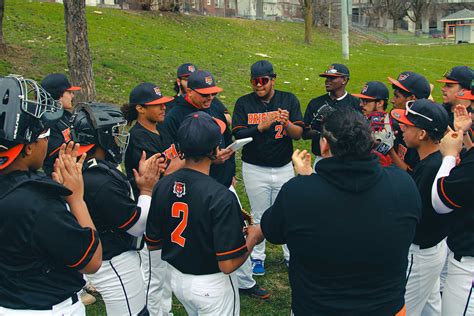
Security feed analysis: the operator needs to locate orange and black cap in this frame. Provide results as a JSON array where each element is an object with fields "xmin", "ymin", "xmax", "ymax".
[
  {"xmin": 437, "ymin": 66, "xmax": 473, "ymax": 89},
  {"xmin": 319, "ymin": 63, "xmax": 350, "ymax": 78},
  {"xmin": 388, "ymin": 71, "xmax": 430, "ymax": 99},
  {"xmin": 187, "ymin": 70, "xmax": 223, "ymax": 94},
  {"xmin": 353, "ymin": 81, "xmax": 389, "ymax": 100},
  {"xmin": 0, "ymin": 143, "xmax": 24, "ymax": 170},
  {"xmin": 41, "ymin": 73, "xmax": 81, "ymax": 100},
  {"xmin": 129, "ymin": 82, "xmax": 174, "ymax": 106},
  {"xmin": 391, "ymin": 99, "xmax": 448, "ymax": 134},
  {"xmin": 177, "ymin": 63, "xmax": 197, "ymax": 78},
  {"xmin": 457, "ymin": 85, "xmax": 474, "ymax": 101}
]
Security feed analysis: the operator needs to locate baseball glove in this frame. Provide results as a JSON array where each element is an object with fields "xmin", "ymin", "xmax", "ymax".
[
  {"xmin": 241, "ymin": 208, "xmax": 254, "ymax": 226},
  {"xmin": 367, "ymin": 111, "xmax": 395, "ymax": 156}
]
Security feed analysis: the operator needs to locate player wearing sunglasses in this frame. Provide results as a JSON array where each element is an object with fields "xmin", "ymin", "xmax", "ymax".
[{"xmin": 232, "ymin": 60, "xmax": 304, "ymax": 275}]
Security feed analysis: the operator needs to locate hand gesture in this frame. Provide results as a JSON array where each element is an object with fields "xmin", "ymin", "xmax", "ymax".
[
  {"xmin": 212, "ymin": 148, "xmax": 234, "ymax": 165},
  {"xmin": 292, "ymin": 149, "xmax": 313, "ymax": 175},
  {"xmin": 257, "ymin": 111, "xmax": 277, "ymax": 132},
  {"xmin": 134, "ymin": 151, "xmax": 165, "ymax": 196},
  {"xmin": 372, "ymin": 113, "xmax": 395, "ymax": 156},
  {"xmin": 278, "ymin": 108, "xmax": 290, "ymax": 127},
  {"xmin": 440, "ymin": 128, "xmax": 463, "ymax": 157},
  {"xmin": 52, "ymin": 142, "xmax": 86, "ymax": 204},
  {"xmin": 453, "ymin": 105, "xmax": 472, "ymax": 133}
]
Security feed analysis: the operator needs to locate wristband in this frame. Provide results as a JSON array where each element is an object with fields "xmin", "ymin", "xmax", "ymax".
[{"xmin": 284, "ymin": 121, "xmax": 291, "ymax": 129}]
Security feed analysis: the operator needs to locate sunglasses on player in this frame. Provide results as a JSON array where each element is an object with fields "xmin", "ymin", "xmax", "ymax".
[
  {"xmin": 192, "ymin": 89, "xmax": 218, "ymax": 98},
  {"xmin": 250, "ymin": 77, "xmax": 272, "ymax": 86},
  {"xmin": 405, "ymin": 100, "xmax": 433, "ymax": 122}
]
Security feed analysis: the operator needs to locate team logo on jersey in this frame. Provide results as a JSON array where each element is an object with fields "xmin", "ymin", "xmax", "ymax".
[
  {"xmin": 205, "ymin": 76, "xmax": 213, "ymax": 86},
  {"xmin": 154, "ymin": 87, "xmax": 162, "ymax": 97},
  {"xmin": 361, "ymin": 84, "xmax": 368, "ymax": 93},
  {"xmin": 62, "ymin": 127, "xmax": 71, "ymax": 142},
  {"xmin": 398, "ymin": 73, "xmax": 409, "ymax": 81},
  {"xmin": 173, "ymin": 181, "xmax": 186, "ymax": 198},
  {"xmin": 188, "ymin": 65, "xmax": 196, "ymax": 73}
]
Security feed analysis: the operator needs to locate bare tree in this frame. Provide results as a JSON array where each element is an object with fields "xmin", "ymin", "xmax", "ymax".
[
  {"xmin": 0, "ymin": 0, "xmax": 6, "ymax": 53},
  {"xmin": 63, "ymin": 0, "xmax": 96, "ymax": 102},
  {"xmin": 406, "ymin": 0, "xmax": 432, "ymax": 35},
  {"xmin": 301, "ymin": 0, "xmax": 313, "ymax": 43},
  {"xmin": 380, "ymin": 0, "xmax": 409, "ymax": 32}
]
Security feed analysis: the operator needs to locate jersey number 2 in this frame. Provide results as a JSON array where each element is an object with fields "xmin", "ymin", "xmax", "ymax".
[
  {"xmin": 171, "ymin": 202, "xmax": 188, "ymax": 247},
  {"xmin": 275, "ymin": 125, "xmax": 287, "ymax": 139}
]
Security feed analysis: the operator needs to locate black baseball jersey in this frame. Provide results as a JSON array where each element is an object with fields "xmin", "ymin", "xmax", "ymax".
[
  {"xmin": 392, "ymin": 118, "xmax": 420, "ymax": 170},
  {"xmin": 124, "ymin": 122, "xmax": 177, "ymax": 196},
  {"xmin": 411, "ymin": 151, "xmax": 453, "ymax": 248},
  {"xmin": 43, "ymin": 111, "xmax": 72, "ymax": 176},
  {"xmin": 436, "ymin": 147, "xmax": 474, "ymax": 257},
  {"xmin": 165, "ymin": 95, "xmax": 181, "ymax": 114},
  {"xmin": 83, "ymin": 158, "xmax": 142, "ymax": 260},
  {"xmin": 261, "ymin": 156, "xmax": 421, "ymax": 315},
  {"xmin": 162, "ymin": 95, "xmax": 236, "ymax": 187},
  {"xmin": 0, "ymin": 170, "xmax": 99, "ymax": 310},
  {"xmin": 145, "ymin": 168, "xmax": 247, "ymax": 275},
  {"xmin": 232, "ymin": 90, "xmax": 304, "ymax": 167},
  {"xmin": 303, "ymin": 93, "xmax": 360, "ymax": 156}
]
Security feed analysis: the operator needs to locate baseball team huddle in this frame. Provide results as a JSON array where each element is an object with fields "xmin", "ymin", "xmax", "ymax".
[{"xmin": 0, "ymin": 59, "xmax": 473, "ymax": 316}]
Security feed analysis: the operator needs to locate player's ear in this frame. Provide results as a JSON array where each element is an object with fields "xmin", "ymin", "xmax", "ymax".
[{"xmin": 320, "ymin": 137, "xmax": 331, "ymax": 158}]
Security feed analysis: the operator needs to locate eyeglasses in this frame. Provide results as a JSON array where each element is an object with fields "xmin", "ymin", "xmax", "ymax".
[
  {"xmin": 250, "ymin": 77, "xmax": 271, "ymax": 86},
  {"xmin": 37, "ymin": 129, "xmax": 51, "ymax": 140},
  {"xmin": 192, "ymin": 89, "xmax": 217, "ymax": 98},
  {"xmin": 405, "ymin": 100, "xmax": 433, "ymax": 122}
]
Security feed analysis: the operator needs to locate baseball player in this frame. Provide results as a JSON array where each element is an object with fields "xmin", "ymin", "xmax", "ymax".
[
  {"xmin": 166, "ymin": 63, "xmax": 197, "ymax": 113},
  {"xmin": 232, "ymin": 60, "xmax": 304, "ymax": 274},
  {"xmin": 431, "ymin": 104, "xmax": 474, "ymax": 315},
  {"xmin": 70, "ymin": 102, "xmax": 165, "ymax": 315},
  {"xmin": 0, "ymin": 75, "xmax": 102, "ymax": 315},
  {"xmin": 253, "ymin": 108, "xmax": 421, "ymax": 315},
  {"xmin": 391, "ymin": 99, "xmax": 452, "ymax": 315},
  {"xmin": 41, "ymin": 73, "xmax": 81, "ymax": 176},
  {"xmin": 387, "ymin": 71, "xmax": 431, "ymax": 172},
  {"xmin": 161, "ymin": 69, "xmax": 269, "ymax": 298},
  {"xmin": 122, "ymin": 82, "xmax": 176, "ymax": 316},
  {"xmin": 302, "ymin": 63, "xmax": 360, "ymax": 162},
  {"xmin": 146, "ymin": 111, "xmax": 261, "ymax": 315}
]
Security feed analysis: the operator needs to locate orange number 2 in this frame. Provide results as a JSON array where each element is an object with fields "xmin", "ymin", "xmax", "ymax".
[
  {"xmin": 171, "ymin": 202, "xmax": 188, "ymax": 247},
  {"xmin": 275, "ymin": 124, "xmax": 287, "ymax": 139}
]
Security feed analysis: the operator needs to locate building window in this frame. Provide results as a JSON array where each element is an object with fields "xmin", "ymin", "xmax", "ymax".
[
  {"xmin": 215, "ymin": 0, "xmax": 219, "ymax": 7},
  {"xmin": 207, "ymin": 0, "xmax": 211, "ymax": 6}
]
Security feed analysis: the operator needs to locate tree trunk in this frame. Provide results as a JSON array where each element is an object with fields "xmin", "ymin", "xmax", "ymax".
[
  {"xmin": 0, "ymin": 0, "xmax": 6, "ymax": 53},
  {"xmin": 304, "ymin": 0, "xmax": 312, "ymax": 44},
  {"xmin": 63, "ymin": 0, "xmax": 96, "ymax": 102}
]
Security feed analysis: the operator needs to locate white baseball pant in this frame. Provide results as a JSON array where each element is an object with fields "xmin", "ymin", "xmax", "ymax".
[
  {"xmin": 442, "ymin": 253, "xmax": 474, "ymax": 315},
  {"xmin": 228, "ymin": 185, "xmax": 256, "ymax": 290},
  {"xmin": 140, "ymin": 248, "xmax": 173, "ymax": 316},
  {"xmin": 169, "ymin": 265, "xmax": 240, "ymax": 316},
  {"xmin": 404, "ymin": 241, "xmax": 447, "ymax": 316},
  {"xmin": 439, "ymin": 247, "xmax": 451, "ymax": 293},
  {"xmin": 242, "ymin": 161, "xmax": 293, "ymax": 261},
  {"xmin": 0, "ymin": 297, "xmax": 84, "ymax": 316},
  {"xmin": 86, "ymin": 250, "xmax": 146, "ymax": 315}
]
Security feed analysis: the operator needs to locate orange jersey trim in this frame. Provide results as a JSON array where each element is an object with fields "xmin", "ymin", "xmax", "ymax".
[
  {"xmin": 118, "ymin": 209, "xmax": 138, "ymax": 229},
  {"xmin": 440, "ymin": 177, "xmax": 462, "ymax": 208},
  {"xmin": 144, "ymin": 235, "xmax": 162, "ymax": 243},
  {"xmin": 396, "ymin": 305, "xmax": 406, "ymax": 316},
  {"xmin": 216, "ymin": 244, "xmax": 247, "ymax": 256},
  {"xmin": 68, "ymin": 229, "xmax": 96, "ymax": 268},
  {"xmin": 231, "ymin": 126, "xmax": 247, "ymax": 132}
]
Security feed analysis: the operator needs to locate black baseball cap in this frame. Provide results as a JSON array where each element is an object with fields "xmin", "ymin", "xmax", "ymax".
[
  {"xmin": 388, "ymin": 71, "xmax": 430, "ymax": 99},
  {"xmin": 177, "ymin": 112, "xmax": 226, "ymax": 156},
  {"xmin": 251, "ymin": 60, "xmax": 276, "ymax": 78},
  {"xmin": 177, "ymin": 63, "xmax": 197, "ymax": 78},
  {"xmin": 319, "ymin": 63, "xmax": 350, "ymax": 78},
  {"xmin": 391, "ymin": 99, "xmax": 448, "ymax": 134},
  {"xmin": 129, "ymin": 82, "xmax": 174, "ymax": 105},
  {"xmin": 353, "ymin": 81, "xmax": 389, "ymax": 100},
  {"xmin": 187, "ymin": 70, "xmax": 223, "ymax": 94},
  {"xmin": 437, "ymin": 66, "xmax": 473, "ymax": 89},
  {"xmin": 41, "ymin": 73, "xmax": 81, "ymax": 100}
]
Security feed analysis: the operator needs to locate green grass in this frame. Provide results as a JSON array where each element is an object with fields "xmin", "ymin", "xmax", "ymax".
[{"xmin": 2, "ymin": 1, "xmax": 473, "ymax": 315}]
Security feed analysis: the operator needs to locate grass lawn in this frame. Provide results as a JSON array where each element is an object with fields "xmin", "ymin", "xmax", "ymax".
[{"xmin": 2, "ymin": 1, "xmax": 473, "ymax": 315}]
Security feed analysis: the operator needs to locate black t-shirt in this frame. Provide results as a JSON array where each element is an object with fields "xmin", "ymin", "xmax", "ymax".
[
  {"xmin": 392, "ymin": 118, "xmax": 420, "ymax": 170},
  {"xmin": 436, "ymin": 148, "xmax": 474, "ymax": 257},
  {"xmin": 145, "ymin": 168, "xmax": 247, "ymax": 275},
  {"xmin": 303, "ymin": 93, "xmax": 360, "ymax": 156},
  {"xmin": 124, "ymin": 122, "xmax": 176, "ymax": 196},
  {"xmin": 232, "ymin": 90, "xmax": 304, "ymax": 167},
  {"xmin": 43, "ymin": 111, "xmax": 73, "ymax": 176},
  {"xmin": 261, "ymin": 156, "xmax": 421, "ymax": 315},
  {"xmin": 0, "ymin": 171, "xmax": 99, "ymax": 310},
  {"xmin": 83, "ymin": 159, "xmax": 141, "ymax": 260},
  {"xmin": 162, "ymin": 96, "xmax": 235, "ymax": 187},
  {"xmin": 410, "ymin": 151, "xmax": 453, "ymax": 248}
]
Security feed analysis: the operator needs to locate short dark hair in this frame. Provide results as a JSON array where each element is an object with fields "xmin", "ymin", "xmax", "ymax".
[
  {"xmin": 393, "ymin": 86, "xmax": 413, "ymax": 99},
  {"xmin": 322, "ymin": 109, "xmax": 373, "ymax": 159}
]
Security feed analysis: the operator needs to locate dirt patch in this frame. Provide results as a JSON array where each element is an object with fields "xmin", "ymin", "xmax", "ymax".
[{"xmin": 1, "ymin": 44, "xmax": 37, "ymax": 76}]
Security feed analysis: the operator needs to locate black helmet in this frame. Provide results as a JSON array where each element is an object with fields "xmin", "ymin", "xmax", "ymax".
[
  {"xmin": 0, "ymin": 75, "xmax": 63, "ymax": 170},
  {"xmin": 70, "ymin": 102, "xmax": 129, "ymax": 164}
]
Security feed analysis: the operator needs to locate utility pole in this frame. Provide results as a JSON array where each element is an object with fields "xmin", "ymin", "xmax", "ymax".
[{"xmin": 341, "ymin": 0, "xmax": 349, "ymax": 60}]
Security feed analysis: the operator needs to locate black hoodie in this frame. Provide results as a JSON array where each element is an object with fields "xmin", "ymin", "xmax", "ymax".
[{"xmin": 261, "ymin": 155, "xmax": 422, "ymax": 316}]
